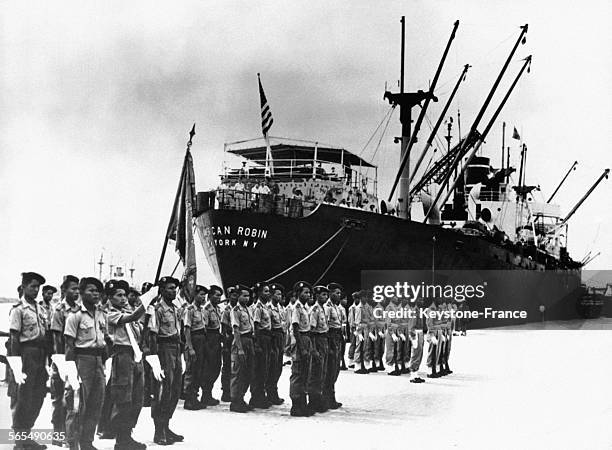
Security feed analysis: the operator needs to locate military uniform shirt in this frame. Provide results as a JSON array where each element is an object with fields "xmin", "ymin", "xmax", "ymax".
[
  {"xmin": 253, "ymin": 300, "xmax": 272, "ymax": 331},
  {"xmin": 107, "ymin": 305, "xmax": 142, "ymax": 346},
  {"xmin": 309, "ymin": 303, "xmax": 328, "ymax": 333},
  {"xmin": 220, "ymin": 303, "xmax": 232, "ymax": 328},
  {"xmin": 203, "ymin": 301, "xmax": 221, "ymax": 330},
  {"xmin": 51, "ymin": 299, "xmax": 81, "ymax": 333},
  {"xmin": 385, "ymin": 302, "xmax": 401, "ymax": 331},
  {"xmin": 39, "ymin": 301, "xmax": 54, "ymax": 330},
  {"xmin": 184, "ymin": 303, "xmax": 207, "ymax": 331},
  {"xmin": 64, "ymin": 305, "xmax": 107, "ymax": 348},
  {"xmin": 348, "ymin": 304, "xmax": 356, "ymax": 328},
  {"xmin": 268, "ymin": 303, "xmax": 284, "ymax": 329},
  {"xmin": 230, "ymin": 305, "xmax": 253, "ymax": 334},
  {"xmin": 324, "ymin": 300, "xmax": 342, "ymax": 329},
  {"xmin": 9, "ymin": 299, "xmax": 48, "ymax": 343},
  {"xmin": 291, "ymin": 302, "xmax": 310, "ymax": 332},
  {"xmin": 148, "ymin": 299, "xmax": 181, "ymax": 337}
]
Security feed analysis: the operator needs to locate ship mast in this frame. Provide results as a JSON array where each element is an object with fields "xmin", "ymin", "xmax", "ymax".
[
  {"xmin": 547, "ymin": 160, "xmax": 578, "ymax": 203},
  {"xmin": 559, "ymin": 168, "xmax": 609, "ymax": 226},
  {"xmin": 385, "ymin": 17, "xmax": 458, "ymax": 219}
]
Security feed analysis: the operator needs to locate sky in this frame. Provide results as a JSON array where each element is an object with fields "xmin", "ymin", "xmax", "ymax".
[{"xmin": 1, "ymin": 0, "xmax": 611, "ymax": 296}]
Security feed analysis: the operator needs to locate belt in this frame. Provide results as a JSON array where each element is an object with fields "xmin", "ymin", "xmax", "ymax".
[
  {"xmin": 299, "ymin": 331, "xmax": 311, "ymax": 336},
  {"xmin": 329, "ymin": 327, "xmax": 342, "ymax": 333},
  {"xmin": 113, "ymin": 344, "xmax": 137, "ymax": 354},
  {"xmin": 240, "ymin": 332, "xmax": 253, "ymax": 338},
  {"xmin": 191, "ymin": 329, "xmax": 206, "ymax": 335},
  {"xmin": 20, "ymin": 340, "xmax": 47, "ymax": 348},
  {"xmin": 312, "ymin": 331, "xmax": 328, "ymax": 336},
  {"xmin": 157, "ymin": 335, "xmax": 180, "ymax": 344},
  {"xmin": 271, "ymin": 327, "xmax": 285, "ymax": 333},
  {"xmin": 206, "ymin": 328, "xmax": 221, "ymax": 334},
  {"xmin": 75, "ymin": 347, "xmax": 104, "ymax": 356}
]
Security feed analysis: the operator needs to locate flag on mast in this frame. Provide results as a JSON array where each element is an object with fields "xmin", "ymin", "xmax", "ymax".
[
  {"xmin": 512, "ymin": 126, "xmax": 521, "ymax": 140},
  {"xmin": 258, "ymin": 73, "xmax": 274, "ymax": 177},
  {"xmin": 169, "ymin": 125, "xmax": 197, "ymax": 299}
]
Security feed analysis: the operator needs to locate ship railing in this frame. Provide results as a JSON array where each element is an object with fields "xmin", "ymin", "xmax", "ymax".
[
  {"xmin": 210, "ymin": 189, "xmax": 314, "ymax": 218},
  {"xmin": 464, "ymin": 188, "xmax": 508, "ymax": 203}
]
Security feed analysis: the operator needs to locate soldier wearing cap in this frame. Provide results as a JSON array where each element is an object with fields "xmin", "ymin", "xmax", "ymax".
[
  {"xmin": 8, "ymin": 272, "xmax": 49, "ymax": 450},
  {"xmin": 148, "ymin": 276, "xmax": 184, "ymax": 445},
  {"xmin": 407, "ymin": 299, "xmax": 426, "ymax": 383},
  {"xmin": 49, "ymin": 275, "xmax": 80, "ymax": 447},
  {"xmin": 266, "ymin": 283, "xmax": 286, "ymax": 405},
  {"xmin": 308, "ymin": 285, "xmax": 329, "ymax": 412},
  {"xmin": 229, "ymin": 285, "xmax": 255, "ymax": 413},
  {"xmin": 338, "ymin": 291, "xmax": 348, "ymax": 371},
  {"xmin": 371, "ymin": 295, "xmax": 386, "ymax": 372},
  {"xmin": 347, "ymin": 291, "xmax": 358, "ymax": 369},
  {"xmin": 183, "ymin": 285, "xmax": 208, "ymax": 410},
  {"xmin": 64, "ymin": 277, "xmax": 108, "ymax": 450},
  {"xmin": 250, "ymin": 282, "xmax": 273, "ymax": 409},
  {"xmin": 353, "ymin": 290, "xmax": 371, "ymax": 374},
  {"xmin": 398, "ymin": 296, "xmax": 412, "ymax": 374},
  {"xmin": 105, "ymin": 280, "xmax": 146, "ymax": 450},
  {"xmin": 220, "ymin": 285, "xmax": 239, "ymax": 402},
  {"xmin": 323, "ymin": 282, "xmax": 343, "ymax": 409},
  {"xmin": 289, "ymin": 281, "xmax": 314, "ymax": 417},
  {"xmin": 384, "ymin": 295, "xmax": 402, "ymax": 376},
  {"xmin": 425, "ymin": 298, "xmax": 441, "ymax": 378},
  {"xmin": 200, "ymin": 284, "xmax": 223, "ymax": 406}
]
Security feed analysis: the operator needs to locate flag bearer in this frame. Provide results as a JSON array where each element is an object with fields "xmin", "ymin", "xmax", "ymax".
[
  {"xmin": 201, "ymin": 285, "xmax": 223, "ymax": 406},
  {"xmin": 183, "ymin": 285, "xmax": 208, "ymax": 410},
  {"xmin": 105, "ymin": 279, "xmax": 147, "ymax": 450},
  {"xmin": 266, "ymin": 283, "xmax": 286, "ymax": 405},
  {"xmin": 220, "ymin": 286, "xmax": 239, "ymax": 402},
  {"xmin": 148, "ymin": 276, "xmax": 184, "ymax": 445},
  {"xmin": 64, "ymin": 276, "xmax": 108, "ymax": 450},
  {"xmin": 8, "ymin": 272, "xmax": 49, "ymax": 450},
  {"xmin": 289, "ymin": 281, "xmax": 314, "ymax": 417}
]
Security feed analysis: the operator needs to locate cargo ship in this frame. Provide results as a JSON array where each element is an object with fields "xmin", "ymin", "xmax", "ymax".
[{"xmin": 187, "ymin": 19, "xmax": 608, "ymax": 327}]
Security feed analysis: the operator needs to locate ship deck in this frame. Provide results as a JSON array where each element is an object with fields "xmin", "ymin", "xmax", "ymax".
[{"xmin": 2, "ymin": 318, "xmax": 611, "ymax": 449}]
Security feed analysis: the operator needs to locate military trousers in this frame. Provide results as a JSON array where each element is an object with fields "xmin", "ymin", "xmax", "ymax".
[
  {"xmin": 230, "ymin": 334, "xmax": 254, "ymax": 402},
  {"xmin": 202, "ymin": 330, "xmax": 222, "ymax": 398},
  {"xmin": 353, "ymin": 326, "xmax": 372, "ymax": 364},
  {"xmin": 74, "ymin": 352, "xmax": 106, "ymax": 446},
  {"xmin": 265, "ymin": 328, "xmax": 285, "ymax": 398},
  {"xmin": 151, "ymin": 341, "xmax": 182, "ymax": 423},
  {"xmin": 183, "ymin": 331, "xmax": 206, "ymax": 400},
  {"xmin": 384, "ymin": 328, "xmax": 399, "ymax": 367},
  {"xmin": 408, "ymin": 329, "xmax": 424, "ymax": 372},
  {"xmin": 289, "ymin": 332, "xmax": 311, "ymax": 399},
  {"xmin": 426, "ymin": 330, "xmax": 439, "ymax": 368},
  {"xmin": 220, "ymin": 335, "xmax": 232, "ymax": 396},
  {"xmin": 50, "ymin": 362, "xmax": 66, "ymax": 432},
  {"xmin": 347, "ymin": 327, "xmax": 356, "ymax": 360},
  {"xmin": 251, "ymin": 330, "xmax": 271, "ymax": 402},
  {"xmin": 323, "ymin": 328, "xmax": 341, "ymax": 399},
  {"xmin": 307, "ymin": 332, "xmax": 328, "ymax": 396},
  {"xmin": 10, "ymin": 345, "xmax": 48, "ymax": 432},
  {"xmin": 110, "ymin": 348, "xmax": 144, "ymax": 437}
]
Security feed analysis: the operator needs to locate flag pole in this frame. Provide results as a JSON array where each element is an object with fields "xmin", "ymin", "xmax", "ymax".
[{"xmin": 154, "ymin": 124, "xmax": 196, "ymax": 283}]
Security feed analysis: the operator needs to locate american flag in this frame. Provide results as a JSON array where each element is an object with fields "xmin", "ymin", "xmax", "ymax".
[{"xmin": 258, "ymin": 73, "xmax": 274, "ymax": 136}]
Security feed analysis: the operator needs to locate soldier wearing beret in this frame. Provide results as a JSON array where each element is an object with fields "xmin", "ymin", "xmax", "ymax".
[
  {"xmin": 183, "ymin": 285, "xmax": 208, "ymax": 410},
  {"xmin": 105, "ymin": 280, "xmax": 147, "ymax": 450},
  {"xmin": 289, "ymin": 281, "xmax": 314, "ymax": 417},
  {"xmin": 265, "ymin": 283, "xmax": 286, "ymax": 405},
  {"xmin": 48, "ymin": 275, "xmax": 80, "ymax": 447},
  {"xmin": 220, "ymin": 285, "xmax": 239, "ymax": 403},
  {"xmin": 64, "ymin": 277, "xmax": 108, "ymax": 450},
  {"xmin": 8, "ymin": 272, "xmax": 49, "ymax": 450},
  {"xmin": 250, "ymin": 282, "xmax": 273, "ymax": 409},
  {"xmin": 201, "ymin": 285, "xmax": 224, "ymax": 406},
  {"xmin": 229, "ymin": 285, "xmax": 255, "ymax": 413},
  {"xmin": 323, "ymin": 282, "xmax": 343, "ymax": 409},
  {"xmin": 147, "ymin": 276, "xmax": 184, "ymax": 445}
]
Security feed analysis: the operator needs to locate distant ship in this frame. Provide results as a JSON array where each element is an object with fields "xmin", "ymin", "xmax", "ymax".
[{"xmin": 190, "ymin": 19, "xmax": 608, "ymax": 328}]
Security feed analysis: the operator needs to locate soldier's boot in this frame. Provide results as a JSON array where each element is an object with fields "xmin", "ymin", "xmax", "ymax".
[
  {"xmin": 22, "ymin": 438, "xmax": 48, "ymax": 450},
  {"xmin": 445, "ymin": 363, "xmax": 453, "ymax": 374},
  {"xmin": 249, "ymin": 393, "xmax": 271, "ymax": 409},
  {"xmin": 317, "ymin": 394, "xmax": 330, "ymax": 413},
  {"xmin": 51, "ymin": 427, "xmax": 65, "ymax": 447},
  {"xmin": 401, "ymin": 361, "xmax": 410, "ymax": 374},
  {"xmin": 305, "ymin": 394, "xmax": 318, "ymax": 415},
  {"xmin": 427, "ymin": 366, "xmax": 439, "ymax": 378},
  {"xmin": 388, "ymin": 362, "xmax": 401, "ymax": 376},
  {"xmin": 330, "ymin": 393, "xmax": 343, "ymax": 409},
  {"xmin": 165, "ymin": 421, "xmax": 184, "ymax": 443},
  {"xmin": 289, "ymin": 396, "xmax": 308, "ymax": 417},
  {"xmin": 229, "ymin": 400, "xmax": 249, "ymax": 413},
  {"xmin": 201, "ymin": 392, "xmax": 220, "ymax": 406},
  {"xmin": 184, "ymin": 395, "xmax": 205, "ymax": 410},
  {"xmin": 266, "ymin": 389, "xmax": 284, "ymax": 405},
  {"xmin": 153, "ymin": 419, "xmax": 169, "ymax": 446},
  {"xmin": 377, "ymin": 358, "xmax": 385, "ymax": 371},
  {"xmin": 354, "ymin": 358, "xmax": 368, "ymax": 374},
  {"xmin": 221, "ymin": 390, "xmax": 232, "ymax": 402},
  {"xmin": 340, "ymin": 359, "xmax": 348, "ymax": 370}
]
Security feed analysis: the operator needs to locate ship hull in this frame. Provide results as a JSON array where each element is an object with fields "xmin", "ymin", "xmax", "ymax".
[{"xmin": 196, "ymin": 204, "xmax": 582, "ymax": 328}]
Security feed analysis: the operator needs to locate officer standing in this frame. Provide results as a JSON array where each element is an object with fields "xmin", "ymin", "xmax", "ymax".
[
  {"xmin": 201, "ymin": 285, "xmax": 223, "ymax": 406},
  {"xmin": 8, "ymin": 272, "xmax": 49, "ymax": 450},
  {"xmin": 266, "ymin": 283, "xmax": 286, "ymax": 405},
  {"xmin": 289, "ymin": 281, "xmax": 314, "ymax": 417},
  {"xmin": 64, "ymin": 276, "xmax": 108, "ymax": 450},
  {"xmin": 105, "ymin": 279, "xmax": 147, "ymax": 450},
  {"xmin": 308, "ymin": 286, "xmax": 329, "ymax": 413},
  {"xmin": 49, "ymin": 275, "xmax": 81, "ymax": 447},
  {"xmin": 220, "ymin": 286, "xmax": 239, "ymax": 403},
  {"xmin": 229, "ymin": 285, "xmax": 255, "ymax": 413},
  {"xmin": 251, "ymin": 283, "xmax": 272, "ymax": 409},
  {"xmin": 323, "ymin": 282, "xmax": 343, "ymax": 409},
  {"xmin": 148, "ymin": 276, "xmax": 184, "ymax": 445},
  {"xmin": 183, "ymin": 285, "xmax": 208, "ymax": 410}
]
